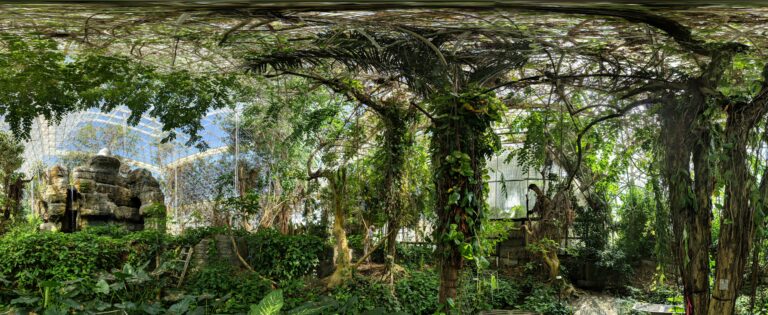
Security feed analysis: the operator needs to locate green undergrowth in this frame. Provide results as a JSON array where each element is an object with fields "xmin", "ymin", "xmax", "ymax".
[
  {"xmin": 0, "ymin": 224, "xmax": 569, "ymax": 314},
  {"xmin": 0, "ymin": 224, "xmax": 328, "ymax": 314},
  {"xmin": 301, "ymin": 269, "xmax": 567, "ymax": 315}
]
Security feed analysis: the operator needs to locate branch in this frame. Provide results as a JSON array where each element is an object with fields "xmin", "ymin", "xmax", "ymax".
[
  {"xmin": 409, "ymin": 100, "xmax": 434, "ymax": 122},
  {"xmin": 619, "ymin": 81, "xmax": 686, "ymax": 99},
  {"xmin": 564, "ymin": 98, "xmax": 655, "ymax": 189},
  {"xmin": 397, "ymin": 26, "xmax": 448, "ymax": 67},
  {"xmin": 487, "ymin": 73, "xmax": 674, "ymax": 93},
  {"xmin": 510, "ymin": 6, "xmax": 722, "ymax": 56},
  {"xmin": 307, "ymin": 141, "xmax": 330, "ymax": 181},
  {"xmin": 351, "ymin": 228, "xmax": 398, "ymax": 269},
  {"xmin": 276, "ymin": 70, "xmax": 388, "ymax": 113},
  {"xmin": 269, "ymin": 70, "xmax": 437, "ymax": 123},
  {"xmin": 486, "ymin": 75, "xmax": 547, "ymax": 92},
  {"xmin": 218, "ymin": 18, "xmax": 253, "ymax": 46}
]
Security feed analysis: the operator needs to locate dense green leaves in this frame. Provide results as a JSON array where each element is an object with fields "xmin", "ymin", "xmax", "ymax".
[
  {"xmin": 431, "ymin": 87, "xmax": 506, "ymax": 265},
  {"xmin": 248, "ymin": 290, "xmax": 284, "ymax": 315},
  {"xmin": 0, "ymin": 229, "xmax": 126, "ymax": 288},
  {"xmin": 242, "ymin": 229, "xmax": 326, "ymax": 280},
  {"xmin": 0, "ymin": 34, "xmax": 239, "ymax": 148}
]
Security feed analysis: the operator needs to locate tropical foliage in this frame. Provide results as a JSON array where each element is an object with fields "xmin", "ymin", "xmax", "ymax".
[{"xmin": 2, "ymin": 3, "xmax": 768, "ymax": 315}]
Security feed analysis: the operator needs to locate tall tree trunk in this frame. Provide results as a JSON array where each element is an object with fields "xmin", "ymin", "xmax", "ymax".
[
  {"xmin": 3, "ymin": 177, "xmax": 10, "ymax": 220},
  {"xmin": 326, "ymin": 168, "xmax": 351, "ymax": 288},
  {"xmin": 431, "ymin": 89, "xmax": 505, "ymax": 307},
  {"xmin": 378, "ymin": 106, "xmax": 412, "ymax": 273},
  {"xmin": 386, "ymin": 216, "xmax": 398, "ymax": 264},
  {"xmin": 709, "ymin": 100, "xmax": 768, "ymax": 314},
  {"xmin": 690, "ymin": 128, "xmax": 715, "ymax": 315},
  {"xmin": 660, "ymin": 88, "xmax": 713, "ymax": 314},
  {"xmin": 9, "ymin": 178, "xmax": 22, "ymax": 219},
  {"xmin": 660, "ymin": 43, "xmax": 746, "ymax": 313},
  {"xmin": 438, "ymin": 254, "xmax": 461, "ymax": 304},
  {"xmin": 748, "ymin": 234, "xmax": 761, "ymax": 314},
  {"xmin": 277, "ymin": 201, "xmax": 291, "ymax": 235}
]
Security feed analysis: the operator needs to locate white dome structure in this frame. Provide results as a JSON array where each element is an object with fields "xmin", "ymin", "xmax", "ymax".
[{"xmin": 1, "ymin": 105, "xmax": 243, "ymax": 233}]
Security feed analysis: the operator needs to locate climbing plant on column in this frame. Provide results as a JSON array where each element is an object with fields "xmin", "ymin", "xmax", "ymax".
[{"xmin": 429, "ymin": 87, "xmax": 505, "ymax": 307}]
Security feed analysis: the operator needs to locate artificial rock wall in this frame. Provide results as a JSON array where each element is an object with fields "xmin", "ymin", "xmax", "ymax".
[{"xmin": 39, "ymin": 152, "xmax": 165, "ymax": 232}]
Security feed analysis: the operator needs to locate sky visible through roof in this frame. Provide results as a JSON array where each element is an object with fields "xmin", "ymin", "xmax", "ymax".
[{"xmin": 0, "ymin": 107, "xmax": 236, "ymax": 175}]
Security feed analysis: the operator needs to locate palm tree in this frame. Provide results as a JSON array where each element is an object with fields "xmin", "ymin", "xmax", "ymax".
[{"xmin": 247, "ymin": 23, "xmax": 530, "ymax": 304}]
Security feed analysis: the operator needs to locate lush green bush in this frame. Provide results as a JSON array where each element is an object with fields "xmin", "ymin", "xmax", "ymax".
[
  {"xmin": 456, "ymin": 271, "xmax": 522, "ymax": 314},
  {"xmin": 79, "ymin": 225, "xmax": 176, "ymax": 268},
  {"xmin": 395, "ymin": 270, "xmax": 439, "ymax": 314},
  {"xmin": 188, "ymin": 263, "xmax": 273, "ymax": 313},
  {"xmin": 280, "ymin": 278, "xmax": 322, "ymax": 310},
  {"xmin": 595, "ymin": 246, "xmax": 633, "ymax": 282},
  {"xmin": 643, "ymin": 283, "xmax": 681, "ymax": 305},
  {"xmin": 0, "ymin": 225, "xmax": 558, "ymax": 315},
  {"xmin": 348, "ymin": 234, "xmax": 364, "ymax": 253},
  {"xmin": 243, "ymin": 228, "xmax": 326, "ymax": 279},
  {"xmin": 331, "ymin": 274, "xmax": 401, "ymax": 313},
  {"xmin": 0, "ymin": 225, "xmax": 332, "ymax": 314},
  {"xmin": 80, "ymin": 225, "xmax": 133, "ymax": 238},
  {"xmin": 616, "ymin": 187, "xmax": 656, "ymax": 261},
  {"xmin": 735, "ymin": 289, "xmax": 768, "ymax": 315},
  {"xmin": 520, "ymin": 284, "xmax": 571, "ymax": 315},
  {"xmin": 394, "ymin": 269, "xmax": 521, "ymax": 314},
  {"xmin": 491, "ymin": 275, "xmax": 521, "ymax": 309},
  {"xmin": 0, "ymin": 229, "xmax": 126, "ymax": 288},
  {"xmin": 564, "ymin": 244, "xmax": 632, "ymax": 290},
  {"xmin": 396, "ymin": 243, "xmax": 433, "ymax": 267}
]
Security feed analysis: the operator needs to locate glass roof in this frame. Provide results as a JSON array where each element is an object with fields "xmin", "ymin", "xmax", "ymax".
[
  {"xmin": 1, "ymin": 107, "xmax": 240, "ymax": 226},
  {"xmin": 2, "ymin": 106, "xmax": 235, "ymax": 175}
]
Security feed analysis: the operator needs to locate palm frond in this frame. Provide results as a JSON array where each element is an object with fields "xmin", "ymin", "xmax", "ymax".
[{"xmin": 246, "ymin": 25, "xmax": 530, "ymax": 93}]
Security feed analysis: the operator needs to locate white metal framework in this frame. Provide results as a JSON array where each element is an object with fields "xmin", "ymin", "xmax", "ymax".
[{"xmin": 1, "ymin": 106, "xmax": 241, "ymax": 231}]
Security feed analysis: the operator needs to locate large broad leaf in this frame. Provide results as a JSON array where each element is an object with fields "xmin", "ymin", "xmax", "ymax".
[
  {"xmin": 249, "ymin": 290, "xmax": 284, "ymax": 315},
  {"xmin": 167, "ymin": 296, "xmax": 194, "ymax": 315},
  {"xmin": 287, "ymin": 297, "xmax": 338, "ymax": 315},
  {"xmin": 94, "ymin": 279, "xmax": 110, "ymax": 295},
  {"xmin": 287, "ymin": 302, "xmax": 334, "ymax": 315},
  {"xmin": 140, "ymin": 302, "xmax": 164, "ymax": 315},
  {"xmin": 10, "ymin": 296, "xmax": 39, "ymax": 305}
]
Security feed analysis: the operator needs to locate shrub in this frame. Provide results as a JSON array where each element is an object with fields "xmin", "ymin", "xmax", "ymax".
[
  {"xmin": 121, "ymin": 229, "xmax": 169, "ymax": 266},
  {"xmin": 456, "ymin": 271, "xmax": 521, "ymax": 314},
  {"xmin": 0, "ymin": 230, "xmax": 126, "ymax": 289},
  {"xmin": 520, "ymin": 284, "xmax": 571, "ymax": 315},
  {"xmin": 396, "ymin": 270, "xmax": 439, "ymax": 314},
  {"xmin": 280, "ymin": 278, "xmax": 321, "ymax": 310},
  {"xmin": 81, "ymin": 224, "xmax": 131, "ymax": 238},
  {"xmin": 188, "ymin": 263, "xmax": 273, "ymax": 313},
  {"xmin": 242, "ymin": 229, "xmax": 326, "ymax": 279},
  {"xmin": 734, "ymin": 289, "xmax": 768, "ymax": 315},
  {"xmin": 644, "ymin": 283, "xmax": 680, "ymax": 304},
  {"xmin": 491, "ymin": 276, "xmax": 521, "ymax": 309},
  {"xmin": 396, "ymin": 243, "xmax": 433, "ymax": 268},
  {"xmin": 348, "ymin": 234, "xmax": 364, "ymax": 254},
  {"xmin": 331, "ymin": 274, "xmax": 401, "ymax": 314},
  {"xmin": 395, "ymin": 269, "xmax": 520, "ymax": 314}
]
